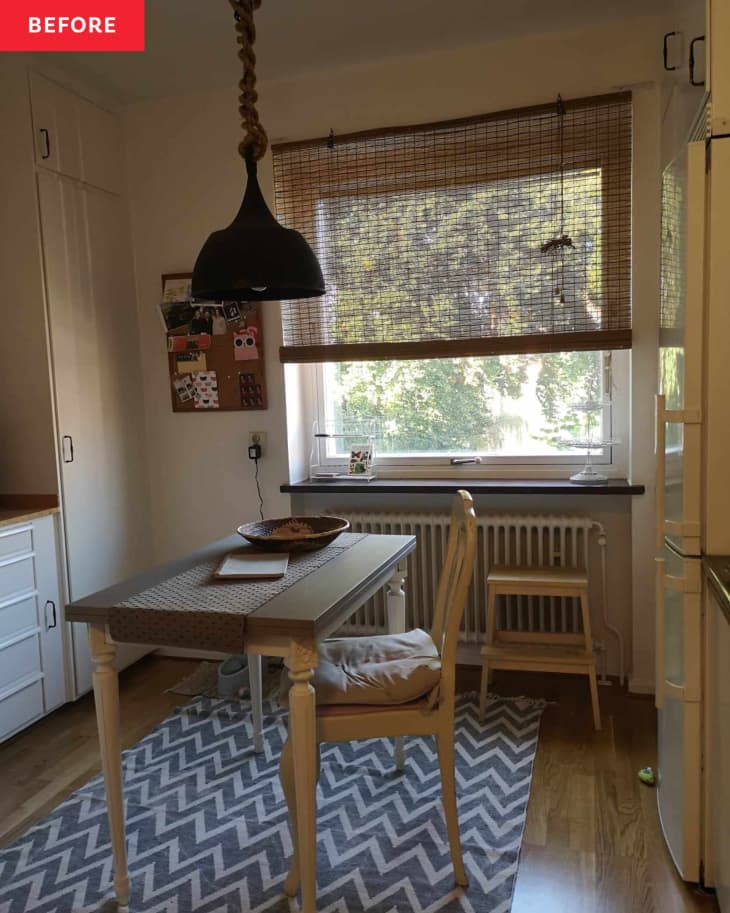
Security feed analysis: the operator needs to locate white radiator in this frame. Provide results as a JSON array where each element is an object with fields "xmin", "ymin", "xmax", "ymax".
[{"xmin": 338, "ymin": 511, "xmax": 602, "ymax": 642}]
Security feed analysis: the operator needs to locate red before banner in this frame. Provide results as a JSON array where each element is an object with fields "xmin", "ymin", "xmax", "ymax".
[{"xmin": 1, "ymin": 0, "xmax": 144, "ymax": 51}]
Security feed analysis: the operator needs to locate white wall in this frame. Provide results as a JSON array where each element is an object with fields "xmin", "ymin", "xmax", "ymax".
[
  {"xmin": 123, "ymin": 88, "xmax": 292, "ymax": 560},
  {"xmin": 123, "ymin": 15, "xmax": 663, "ymax": 683}
]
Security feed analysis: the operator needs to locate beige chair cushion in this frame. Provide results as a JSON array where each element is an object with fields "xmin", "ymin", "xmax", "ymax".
[{"xmin": 280, "ymin": 628, "xmax": 441, "ymax": 707}]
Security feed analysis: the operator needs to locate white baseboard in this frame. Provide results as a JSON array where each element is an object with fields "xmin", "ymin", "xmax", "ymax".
[
  {"xmin": 155, "ymin": 647, "xmax": 229, "ymax": 661},
  {"xmin": 628, "ymin": 676, "xmax": 655, "ymax": 695}
]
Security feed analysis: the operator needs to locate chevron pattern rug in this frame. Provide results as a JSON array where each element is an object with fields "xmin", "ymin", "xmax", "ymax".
[{"xmin": 0, "ymin": 694, "xmax": 543, "ymax": 913}]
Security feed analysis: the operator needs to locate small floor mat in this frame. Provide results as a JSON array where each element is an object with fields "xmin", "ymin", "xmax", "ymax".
[{"xmin": 166, "ymin": 659, "xmax": 283, "ymax": 700}]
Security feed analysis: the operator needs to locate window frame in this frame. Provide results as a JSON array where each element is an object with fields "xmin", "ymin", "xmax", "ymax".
[{"xmin": 312, "ymin": 349, "xmax": 630, "ymax": 478}]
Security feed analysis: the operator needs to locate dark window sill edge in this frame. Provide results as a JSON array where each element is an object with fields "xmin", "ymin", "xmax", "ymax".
[{"xmin": 281, "ymin": 478, "xmax": 645, "ymax": 496}]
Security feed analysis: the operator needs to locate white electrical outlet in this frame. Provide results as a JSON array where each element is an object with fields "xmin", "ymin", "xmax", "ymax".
[{"xmin": 249, "ymin": 431, "xmax": 266, "ymax": 454}]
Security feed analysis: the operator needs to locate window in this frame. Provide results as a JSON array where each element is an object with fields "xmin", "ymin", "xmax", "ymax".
[
  {"xmin": 315, "ymin": 350, "xmax": 625, "ymax": 469},
  {"xmin": 273, "ymin": 93, "xmax": 631, "ymax": 470}
]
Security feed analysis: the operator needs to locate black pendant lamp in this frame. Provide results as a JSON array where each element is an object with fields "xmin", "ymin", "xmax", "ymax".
[{"xmin": 191, "ymin": 0, "xmax": 324, "ymax": 302}]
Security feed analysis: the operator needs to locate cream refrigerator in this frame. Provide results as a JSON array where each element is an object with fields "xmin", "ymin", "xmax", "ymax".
[{"xmin": 656, "ymin": 124, "xmax": 730, "ymax": 884}]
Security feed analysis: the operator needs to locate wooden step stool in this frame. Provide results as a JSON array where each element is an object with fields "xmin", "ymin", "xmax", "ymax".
[{"xmin": 479, "ymin": 565, "xmax": 601, "ymax": 730}]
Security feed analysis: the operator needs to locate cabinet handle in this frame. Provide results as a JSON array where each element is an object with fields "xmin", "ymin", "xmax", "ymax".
[
  {"xmin": 689, "ymin": 35, "xmax": 706, "ymax": 87},
  {"xmin": 62, "ymin": 434, "xmax": 74, "ymax": 463},
  {"xmin": 663, "ymin": 31, "xmax": 677, "ymax": 71},
  {"xmin": 45, "ymin": 600, "xmax": 57, "ymax": 629},
  {"xmin": 39, "ymin": 128, "xmax": 51, "ymax": 159}
]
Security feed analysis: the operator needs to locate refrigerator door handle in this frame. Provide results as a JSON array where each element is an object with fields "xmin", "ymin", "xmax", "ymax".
[
  {"xmin": 656, "ymin": 557, "xmax": 665, "ymax": 709},
  {"xmin": 655, "ymin": 395, "xmax": 666, "ymax": 553},
  {"xmin": 656, "ymin": 563, "xmax": 688, "ymax": 704},
  {"xmin": 665, "ymin": 680, "xmax": 687, "ymax": 700}
]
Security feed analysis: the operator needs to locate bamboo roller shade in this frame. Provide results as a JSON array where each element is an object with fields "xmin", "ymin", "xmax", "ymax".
[{"xmin": 273, "ymin": 92, "xmax": 632, "ymax": 363}]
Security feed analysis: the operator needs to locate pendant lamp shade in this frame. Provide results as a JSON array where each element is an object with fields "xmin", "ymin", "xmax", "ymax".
[
  {"xmin": 192, "ymin": 157, "xmax": 325, "ymax": 302},
  {"xmin": 191, "ymin": 0, "xmax": 325, "ymax": 303}
]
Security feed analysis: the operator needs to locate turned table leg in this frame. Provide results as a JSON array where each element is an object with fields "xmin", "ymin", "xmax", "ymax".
[
  {"xmin": 387, "ymin": 563, "xmax": 408, "ymax": 770},
  {"xmin": 286, "ymin": 640, "xmax": 318, "ymax": 913},
  {"xmin": 88, "ymin": 624, "xmax": 129, "ymax": 906},
  {"xmin": 248, "ymin": 653, "xmax": 264, "ymax": 753}
]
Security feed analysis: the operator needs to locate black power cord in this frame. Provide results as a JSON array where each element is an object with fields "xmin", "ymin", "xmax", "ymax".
[{"xmin": 248, "ymin": 442, "xmax": 264, "ymax": 521}]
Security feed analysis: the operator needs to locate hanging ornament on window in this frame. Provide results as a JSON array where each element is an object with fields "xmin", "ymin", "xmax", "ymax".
[
  {"xmin": 540, "ymin": 95, "xmax": 573, "ymax": 309},
  {"xmin": 538, "ymin": 93, "xmax": 598, "ymax": 335}
]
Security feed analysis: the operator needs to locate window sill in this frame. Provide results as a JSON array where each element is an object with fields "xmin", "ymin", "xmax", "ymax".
[{"xmin": 281, "ymin": 478, "xmax": 645, "ymax": 496}]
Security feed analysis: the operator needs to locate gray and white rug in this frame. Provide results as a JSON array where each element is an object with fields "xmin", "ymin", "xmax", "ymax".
[{"xmin": 0, "ymin": 694, "xmax": 543, "ymax": 913}]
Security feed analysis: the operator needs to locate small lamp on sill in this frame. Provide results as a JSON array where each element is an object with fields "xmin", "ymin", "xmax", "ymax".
[{"xmin": 191, "ymin": 0, "xmax": 325, "ymax": 303}]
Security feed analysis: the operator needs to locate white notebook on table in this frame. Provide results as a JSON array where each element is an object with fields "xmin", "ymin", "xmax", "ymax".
[{"xmin": 214, "ymin": 551, "xmax": 289, "ymax": 579}]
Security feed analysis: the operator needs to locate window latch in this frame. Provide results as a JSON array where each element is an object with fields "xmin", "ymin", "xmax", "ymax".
[{"xmin": 449, "ymin": 457, "xmax": 482, "ymax": 466}]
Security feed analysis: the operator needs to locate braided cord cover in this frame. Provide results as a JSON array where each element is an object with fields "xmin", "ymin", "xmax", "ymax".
[{"xmin": 228, "ymin": 0, "xmax": 268, "ymax": 161}]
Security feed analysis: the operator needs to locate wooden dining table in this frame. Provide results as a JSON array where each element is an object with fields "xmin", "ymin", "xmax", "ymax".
[{"xmin": 66, "ymin": 530, "xmax": 416, "ymax": 913}]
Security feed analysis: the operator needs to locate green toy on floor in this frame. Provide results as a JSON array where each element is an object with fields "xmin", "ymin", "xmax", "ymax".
[{"xmin": 638, "ymin": 766, "xmax": 656, "ymax": 786}]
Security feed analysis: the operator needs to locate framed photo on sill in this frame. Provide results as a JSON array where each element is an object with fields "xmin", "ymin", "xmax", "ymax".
[{"xmin": 348, "ymin": 444, "xmax": 373, "ymax": 476}]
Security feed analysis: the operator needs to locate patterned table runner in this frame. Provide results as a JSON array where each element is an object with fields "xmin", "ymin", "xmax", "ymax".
[{"xmin": 108, "ymin": 532, "xmax": 366, "ymax": 653}]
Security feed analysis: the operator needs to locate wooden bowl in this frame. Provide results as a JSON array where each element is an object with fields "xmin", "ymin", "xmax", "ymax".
[{"xmin": 236, "ymin": 516, "xmax": 350, "ymax": 553}]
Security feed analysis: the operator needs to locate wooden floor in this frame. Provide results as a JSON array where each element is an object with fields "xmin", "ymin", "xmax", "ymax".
[{"xmin": 0, "ymin": 656, "xmax": 718, "ymax": 913}]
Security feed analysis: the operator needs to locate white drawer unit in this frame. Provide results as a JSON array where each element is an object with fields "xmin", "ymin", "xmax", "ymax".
[
  {"xmin": 0, "ymin": 631, "xmax": 41, "ymax": 693},
  {"xmin": 0, "ymin": 594, "xmax": 37, "ymax": 642},
  {"xmin": 0, "ymin": 677, "xmax": 45, "ymax": 743},
  {"xmin": 0, "ymin": 554, "xmax": 35, "ymax": 602},
  {"xmin": 0, "ymin": 527, "xmax": 33, "ymax": 560},
  {"xmin": 0, "ymin": 515, "xmax": 68, "ymax": 743}
]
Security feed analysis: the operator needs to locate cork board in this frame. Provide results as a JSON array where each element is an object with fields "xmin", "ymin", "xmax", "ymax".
[{"xmin": 162, "ymin": 273, "xmax": 267, "ymax": 413}]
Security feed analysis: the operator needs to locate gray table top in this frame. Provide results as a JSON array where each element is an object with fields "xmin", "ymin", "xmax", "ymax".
[{"xmin": 66, "ymin": 532, "xmax": 416, "ymax": 642}]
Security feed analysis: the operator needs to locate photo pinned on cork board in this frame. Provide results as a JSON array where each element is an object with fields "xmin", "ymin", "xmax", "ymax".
[{"xmin": 163, "ymin": 272, "xmax": 268, "ymax": 413}]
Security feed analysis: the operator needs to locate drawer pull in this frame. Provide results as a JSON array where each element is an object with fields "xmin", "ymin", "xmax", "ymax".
[{"xmin": 45, "ymin": 600, "xmax": 57, "ymax": 629}]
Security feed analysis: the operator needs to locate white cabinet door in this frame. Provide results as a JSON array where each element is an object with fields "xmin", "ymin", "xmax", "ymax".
[
  {"xmin": 658, "ymin": 141, "xmax": 705, "ymax": 557},
  {"xmin": 33, "ymin": 514, "xmax": 68, "ymax": 713},
  {"xmin": 704, "ymin": 140, "xmax": 730, "ymax": 557},
  {"xmin": 77, "ymin": 95, "xmax": 123, "ymax": 195},
  {"xmin": 708, "ymin": 585, "xmax": 730, "ymax": 909},
  {"xmin": 656, "ymin": 545, "xmax": 702, "ymax": 706},
  {"xmin": 657, "ymin": 694, "xmax": 702, "ymax": 881},
  {"xmin": 37, "ymin": 171, "xmax": 153, "ymax": 697},
  {"xmin": 655, "ymin": 547, "xmax": 703, "ymax": 881},
  {"xmin": 710, "ymin": 0, "xmax": 730, "ymax": 134},
  {"xmin": 29, "ymin": 72, "xmax": 82, "ymax": 181},
  {"xmin": 661, "ymin": 0, "xmax": 708, "ymax": 166},
  {"xmin": 29, "ymin": 72, "xmax": 122, "ymax": 194}
]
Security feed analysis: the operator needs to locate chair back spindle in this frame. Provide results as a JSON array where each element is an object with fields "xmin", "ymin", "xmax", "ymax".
[{"xmin": 430, "ymin": 491, "xmax": 477, "ymax": 699}]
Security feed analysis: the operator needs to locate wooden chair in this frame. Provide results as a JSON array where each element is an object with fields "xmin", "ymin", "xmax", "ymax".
[
  {"xmin": 479, "ymin": 565, "xmax": 601, "ymax": 730},
  {"xmin": 279, "ymin": 490, "xmax": 478, "ymax": 898}
]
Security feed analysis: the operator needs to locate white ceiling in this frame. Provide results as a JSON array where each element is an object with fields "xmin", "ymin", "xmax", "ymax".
[{"xmin": 49, "ymin": 0, "xmax": 670, "ymax": 104}]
